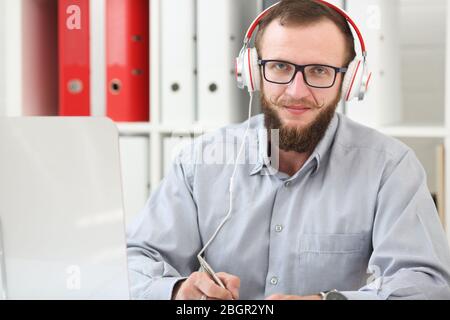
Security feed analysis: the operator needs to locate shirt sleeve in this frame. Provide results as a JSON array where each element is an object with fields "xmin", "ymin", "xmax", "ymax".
[
  {"xmin": 126, "ymin": 144, "xmax": 201, "ymax": 300},
  {"xmin": 342, "ymin": 149, "xmax": 450, "ymax": 300}
]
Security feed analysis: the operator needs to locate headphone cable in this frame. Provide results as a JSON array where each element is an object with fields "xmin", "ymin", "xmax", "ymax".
[{"xmin": 197, "ymin": 92, "xmax": 254, "ymax": 259}]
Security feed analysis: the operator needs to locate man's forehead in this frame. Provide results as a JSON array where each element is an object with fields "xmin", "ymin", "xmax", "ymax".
[
  {"xmin": 263, "ymin": 16, "xmax": 343, "ymax": 35},
  {"xmin": 260, "ymin": 19, "xmax": 348, "ymax": 65}
]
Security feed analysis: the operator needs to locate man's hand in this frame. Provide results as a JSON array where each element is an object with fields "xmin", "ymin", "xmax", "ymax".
[
  {"xmin": 266, "ymin": 294, "xmax": 322, "ymax": 300},
  {"xmin": 172, "ymin": 272, "xmax": 240, "ymax": 300}
]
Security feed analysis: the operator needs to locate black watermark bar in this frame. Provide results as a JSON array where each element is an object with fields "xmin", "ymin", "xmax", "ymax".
[{"xmin": 1, "ymin": 300, "xmax": 448, "ymax": 319}]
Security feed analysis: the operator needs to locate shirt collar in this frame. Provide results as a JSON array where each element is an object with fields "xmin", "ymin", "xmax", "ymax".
[
  {"xmin": 249, "ymin": 125, "xmax": 270, "ymax": 176},
  {"xmin": 250, "ymin": 113, "xmax": 339, "ymax": 176}
]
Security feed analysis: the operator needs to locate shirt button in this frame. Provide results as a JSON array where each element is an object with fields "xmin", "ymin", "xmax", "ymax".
[
  {"xmin": 270, "ymin": 277, "xmax": 279, "ymax": 285},
  {"xmin": 275, "ymin": 225, "xmax": 283, "ymax": 233},
  {"xmin": 284, "ymin": 181, "xmax": 291, "ymax": 187}
]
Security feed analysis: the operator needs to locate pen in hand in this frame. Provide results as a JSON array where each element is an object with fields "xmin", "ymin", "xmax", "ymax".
[
  {"xmin": 173, "ymin": 256, "xmax": 240, "ymax": 300},
  {"xmin": 198, "ymin": 255, "xmax": 235, "ymax": 299}
]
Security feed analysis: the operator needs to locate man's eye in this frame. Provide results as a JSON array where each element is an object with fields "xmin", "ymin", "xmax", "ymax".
[
  {"xmin": 275, "ymin": 63, "xmax": 287, "ymax": 70},
  {"xmin": 268, "ymin": 62, "xmax": 289, "ymax": 71},
  {"xmin": 311, "ymin": 66, "xmax": 327, "ymax": 75}
]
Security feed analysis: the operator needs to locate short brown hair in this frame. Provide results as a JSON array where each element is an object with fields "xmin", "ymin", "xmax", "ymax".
[{"xmin": 255, "ymin": 0, "xmax": 356, "ymax": 66}]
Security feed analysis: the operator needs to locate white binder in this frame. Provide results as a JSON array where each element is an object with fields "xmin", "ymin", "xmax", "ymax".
[
  {"xmin": 1, "ymin": 0, "xmax": 23, "ymax": 116},
  {"xmin": 345, "ymin": 0, "xmax": 402, "ymax": 128},
  {"xmin": 90, "ymin": 0, "xmax": 106, "ymax": 117},
  {"xmin": 119, "ymin": 136, "xmax": 150, "ymax": 226},
  {"xmin": 197, "ymin": 0, "xmax": 258, "ymax": 127},
  {"xmin": 160, "ymin": 0, "xmax": 197, "ymax": 125}
]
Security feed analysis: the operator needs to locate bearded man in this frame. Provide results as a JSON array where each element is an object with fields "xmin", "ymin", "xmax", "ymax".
[{"xmin": 127, "ymin": 0, "xmax": 450, "ymax": 300}]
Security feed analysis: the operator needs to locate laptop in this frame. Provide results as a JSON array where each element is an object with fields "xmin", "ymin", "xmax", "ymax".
[{"xmin": 0, "ymin": 117, "xmax": 130, "ymax": 299}]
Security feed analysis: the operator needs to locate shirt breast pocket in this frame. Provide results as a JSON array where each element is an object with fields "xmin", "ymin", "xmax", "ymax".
[{"xmin": 298, "ymin": 233, "xmax": 369, "ymax": 293}]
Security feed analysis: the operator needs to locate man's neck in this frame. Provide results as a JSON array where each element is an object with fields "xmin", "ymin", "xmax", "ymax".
[{"xmin": 277, "ymin": 148, "xmax": 312, "ymax": 177}]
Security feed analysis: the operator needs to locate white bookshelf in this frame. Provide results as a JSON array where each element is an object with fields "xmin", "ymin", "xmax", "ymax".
[
  {"xmin": 378, "ymin": 125, "xmax": 447, "ymax": 139},
  {"xmin": 114, "ymin": 0, "xmax": 260, "ymax": 223},
  {"xmin": 144, "ymin": 0, "xmax": 260, "ymax": 192}
]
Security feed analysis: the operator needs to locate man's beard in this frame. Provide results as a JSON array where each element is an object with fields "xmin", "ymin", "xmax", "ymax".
[{"xmin": 261, "ymin": 91, "xmax": 340, "ymax": 154}]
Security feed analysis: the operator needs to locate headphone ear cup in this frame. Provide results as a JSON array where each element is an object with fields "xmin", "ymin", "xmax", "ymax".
[
  {"xmin": 242, "ymin": 48, "xmax": 261, "ymax": 92},
  {"xmin": 235, "ymin": 53, "xmax": 245, "ymax": 90},
  {"xmin": 342, "ymin": 58, "xmax": 364, "ymax": 101},
  {"xmin": 360, "ymin": 70, "xmax": 372, "ymax": 100}
]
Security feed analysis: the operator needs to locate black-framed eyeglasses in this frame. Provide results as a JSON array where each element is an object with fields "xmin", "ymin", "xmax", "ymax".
[{"xmin": 258, "ymin": 59, "xmax": 348, "ymax": 89}]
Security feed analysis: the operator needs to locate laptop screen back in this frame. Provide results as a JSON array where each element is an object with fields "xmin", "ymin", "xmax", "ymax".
[{"xmin": 0, "ymin": 117, "xmax": 130, "ymax": 299}]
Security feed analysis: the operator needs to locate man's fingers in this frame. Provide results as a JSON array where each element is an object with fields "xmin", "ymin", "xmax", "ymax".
[
  {"xmin": 177, "ymin": 271, "xmax": 236, "ymax": 300},
  {"xmin": 216, "ymin": 272, "xmax": 240, "ymax": 300},
  {"xmin": 174, "ymin": 284, "xmax": 203, "ymax": 300},
  {"xmin": 186, "ymin": 288, "xmax": 205, "ymax": 300},
  {"xmin": 194, "ymin": 272, "xmax": 233, "ymax": 300}
]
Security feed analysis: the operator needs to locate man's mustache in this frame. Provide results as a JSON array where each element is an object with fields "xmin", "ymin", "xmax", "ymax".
[{"xmin": 269, "ymin": 96, "xmax": 325, "ymax": 109}]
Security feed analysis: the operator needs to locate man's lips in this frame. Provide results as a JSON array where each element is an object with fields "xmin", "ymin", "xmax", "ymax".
[
  {"xmin": 284, "ymin": 105, "xmax": 311, "ymax": 110},
  {"xmin": 283, "ymin": 105, "xmax": 312, "ymax": 115}
]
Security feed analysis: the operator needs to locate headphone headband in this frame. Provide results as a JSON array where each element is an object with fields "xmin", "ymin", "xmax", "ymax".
[{"xmin": 243, "ymin": 0, "xmax": 366, "ymax": 56}]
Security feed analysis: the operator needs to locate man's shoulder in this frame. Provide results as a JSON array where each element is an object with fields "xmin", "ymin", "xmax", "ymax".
[{"xmin": 335, "ymin": 113, "xmax": 411, "ymax": 160}]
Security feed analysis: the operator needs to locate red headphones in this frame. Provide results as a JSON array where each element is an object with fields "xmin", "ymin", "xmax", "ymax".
[{"xmin": 235, "ymin": 0, "xmax": 372, "ymax": 101}]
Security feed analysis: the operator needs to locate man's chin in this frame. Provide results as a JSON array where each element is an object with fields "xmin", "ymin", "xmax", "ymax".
[{"xmin": 277, "ymin": 112, "xmax": 314, "ymax": 130}]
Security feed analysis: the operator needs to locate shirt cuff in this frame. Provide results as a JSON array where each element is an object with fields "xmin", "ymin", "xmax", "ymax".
[
  {"xmin": 340, "ymin": 291, "xmax": 381, "ymax": 300},
  {"xmin": 140, "ymin": 277, "xmax": 187, "ymax": 300}
]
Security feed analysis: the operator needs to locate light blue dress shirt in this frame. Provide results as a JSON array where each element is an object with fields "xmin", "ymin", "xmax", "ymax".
[{"xmin": 127, "ymin": 113, "xmax": 450, "ymax": 300}]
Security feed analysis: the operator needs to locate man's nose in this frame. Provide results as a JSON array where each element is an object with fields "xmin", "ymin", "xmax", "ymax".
[{"xmin": 284, "ymin": 70, "xmax": 311, "ymax": 99}]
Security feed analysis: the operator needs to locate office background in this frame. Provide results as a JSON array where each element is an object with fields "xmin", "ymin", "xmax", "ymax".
[{"xmin": 0, "ymin": 0, "xmax": 448, "ymax": 244}]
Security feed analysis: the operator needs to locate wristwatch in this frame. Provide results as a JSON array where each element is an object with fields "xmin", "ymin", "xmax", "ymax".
[{"xmin": 319, "ymin": 289, "xmax": 348, "ymax": 300}]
